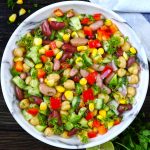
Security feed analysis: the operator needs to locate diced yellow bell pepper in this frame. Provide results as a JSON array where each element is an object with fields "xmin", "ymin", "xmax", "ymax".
[
  {"xmin": 71, "ymin": 31, "xmax": 78, "ymax": 38},
  {"xmin": 98, "ymin": 48, "xmax": 104, "ymax": 55},
  {"xmin": 99, "ymin": 110, "xmax": 107, "ymax": 118},
  {"xmin": 79, "ymin": 78, "xmax": 87, "ymax": 85},
  {"xmin": 64, "ymin": 91, "xmax": 73, "ymax": 101},
  {"xmin": 16, "ymin": 0, "xmax": 23, "ymax": 4},
  {"xmin": 56, "ymin": 86, "xmax": 65, "ymax": 93},
  {"xmin": 89, "ymin": 103, "xmax": 94, "ymax": 112},
  {"xmin": 130, "ymin": 47, "xmax": 137, "ymax": 54},
  {"xmin": 19, "ymin": 8, "xmax": 26, "ymax": 16},
  {"xmin": 63, "ymin": 34, "xmax": 70, "ymax": 42},
  {"xmin": 119, "ymin": 99, "xmax": 127, "ymax": 104},
  {"xmin": 56, "ymin": 51, "xmax": 63, "ymax": 60},
  {"xmin": 40, "ymin": 102, "xmax": 47, "ymax": 111},
  {"xmin": 9, "ymin": 14, "xmax": 17, "ymax": 23},
  {"xmin": 105, "ymin": 19, "xmax": 112, "ymax": 26},
  {"xmin": 77, "ymin": 46, "xmax": 88, "ymax": 51},
  {"xmin": 35, "ymin": 63, "xmax": 43, "ymax": 69}
]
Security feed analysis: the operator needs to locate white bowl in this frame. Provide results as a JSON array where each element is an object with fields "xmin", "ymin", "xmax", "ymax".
[{"xmin": 1, "ymin": 1, "xmax": 149, "ymax": 149}]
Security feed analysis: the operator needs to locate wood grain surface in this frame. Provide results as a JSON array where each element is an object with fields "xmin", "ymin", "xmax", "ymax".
[{"xmin": 0, "ymin": 0, "xmax": 149, "ymax": 150}]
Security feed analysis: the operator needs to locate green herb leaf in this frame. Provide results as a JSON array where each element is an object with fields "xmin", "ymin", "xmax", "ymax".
[{"xmin": 7, "ymin": 0, "xmax": 15, "ymax": 9}]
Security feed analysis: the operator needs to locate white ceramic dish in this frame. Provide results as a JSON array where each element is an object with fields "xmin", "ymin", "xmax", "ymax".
[{"xmin": 1, "ymin": 1, "xmax": 149, "ymax": 149}]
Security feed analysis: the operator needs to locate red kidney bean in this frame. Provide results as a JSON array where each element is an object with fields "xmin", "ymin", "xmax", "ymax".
[
  {"xmin": 116, "ymin": 48, "xmax": 123, "ymax": 57},
  {"xmin": 68, "ymin": 128, "xmax": 78, "ymax": 136},
  {"xmin": 70, "ymin": 68, "xmax": 78, "ymax": 77},
  {"xmin": 49, "ymin": 21, "xmax": 65, "ymax": 30},
  {"xmin": 117, "ymin": 104, "xmax": 132, "ymax": 114},
  {"xmin": 60, "ymin": 52, "xmax": 73, "ymax": 62},
  {"xmin": 53, "ymin": 58, "xmax": 60, "ymax": 71},
  {"xmin": 32, "ymin": 96, "xmax": 43, "ymax": 105},
  {"xmin": 41, "ymin": 20, "xmax": 51, "ymax": 37},
  {"xmin": 49, "ymin": 110, "xmax": 62, "ymax": 126},
  {"xmin": 15, "ymin": 86, "xmax": 24, "ymax": 101},
  {"xmin": 73, "ymin": 76, "xmax": 80, "ymax": 83},
  {"xmin": 70, "ymin": 38, "xmax": 88, "ymax": 47},
  {"xmin": 42, "ymin": 40, "xmax": 51, "ymax": 45},
  {"xmin": 62, "ymin": 43, "xmax": 77, "ymax": 53},
  {"xmin": 127, "ymin": 56, "xmax": 135, "ymax": 68}
]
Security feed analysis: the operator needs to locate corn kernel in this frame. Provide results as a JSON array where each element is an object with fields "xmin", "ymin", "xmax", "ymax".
[
  {"xmin": 63, "ymin": 34, "xmax": 70, "ymax": 42},
  {"xmin": 40, "ymin": 102, "xmax": 47, "ymax": 111},
  {"xmin": 56, "ymin": 86, "xmax": 65, "ymax": 93},
  {"xmin": 64, "ymin": 90, "xmax": 73, "ymax": 101},
  {"xmin": 97, "ymin": 115, "xmax": 103, "ymax": 120},
  {"xmin": 79, "ymin": 78, "xmax": 87, "ymax": 85},
  {"xmin": 35, "ymin": 63, "xmax": 43, "ymax": 69},
  {"xmin": 46, "ymin": 79, "xmax": 55, "ymax": 87},
  {"xmin": 123, "ymin": 52, "xmax": 128, "ymax": 60},
  {"xmin": 9, "ymin": 14, "xmax": 17, "ymax": 23},
  {"xmin": 33, "ymin": 37, "xmax": 42, "ymax": 46},
  {"xmin": 89, "ymin": 103, "xmax": 94, "ymax": 112},
  {"xmin": 61, "ymin": 131, "xmax": 69, "ymax": 138},
  {"xmin": 93, "ymin": 127, "xmax": 98, "ymax": 132},
  {"xmin": 55, "ymin": 92, "xmax": 61, "ymax": 98},
  {"xmin": 88, "ymin": 121, "xmax": 93, "ymax": 128},
  {"xmin": 87, "ymin": 68, "xmax": 95, "ymax": 73},
  {"xmin": 75, "ymin": 57, "xmax": 83, "ymax": 66},
  {"xmin": 13, "ymin": 57, "xmax": 23, "ymax": 62},
  {"xmin": 43, "ymin": 45, "xmax": 50, "ymax": 50},
  {"xmin": 91, "ymin": 48, "xmax": 98, "ymax": 57},
  {"xmin": 99, "ymin": 110, "xmax": 107, "ymax": 118},
  {"xmin": 19, "ymin": 8, "xmax": 26, "ymax": 16},
  {"xmin": 55, "ymin": 40, "xmax": 63, "ymax": 48},
  {"xmin": 130, "ymin": 47, "xmax": 137, "ymax": 54},
  {"xmin": 98, "ymin": 48, "xmax": 104, "ymax": 55},
  {"xmin": 119, "ymin": 99, "xmax": 127, "ymax": 104},
  {"xmin": 105, "ymin": 19, "xmax": 112, "ymax": 26},
  {"xmin": 39, "ymin": 48, "xmax": 46, "ymax": 54},
  {"xmin": 56, "ymin": 51, "xmax": 63, "ymax": 60},
  {"xmin": 71, "ymin": 31, "xmax": 78, "ymax": 38},
  {"xmin": 16, "ymin": 0, "xmax": 23, "ymax": 4},
  {"xmin": 77, "ymin": 46, "xmax": 88, "ymax": 51},
  {"xmin": 107, "ymin": 121, "xmax": 114, "ymax": 129}
]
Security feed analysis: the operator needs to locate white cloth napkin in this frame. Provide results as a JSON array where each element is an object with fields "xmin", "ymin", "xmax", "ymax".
[{"xmin": 90, "ymin": 0, "xmax": 150, "ymax": 61}]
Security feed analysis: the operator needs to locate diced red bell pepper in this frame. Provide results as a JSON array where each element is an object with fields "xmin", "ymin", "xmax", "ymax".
[
  {"xmin": 27, "ymin": 108, "xmax": 39, "ymax": 116},
  {"xmin": 45, "ymin": 50, "xmax": 54, "ymax": 57},
  {"xmin": 88, "ymin": 39, "xmax": 101, "ymax": 48},
  {"xmin": 40, "ymin": 55, "xmax": 48, "ymax": 63},
  {"xmin": 88, "ymin": 131, "xmax": 97, "ymax": 138},
  {"xmin": 50, "ymin": 97, "xmax": 61, "ymax": 110},
  {"xmin": 61, "ymin": 62, "xmax": 71, "ymax": 69},
  {"xmin": 15, "ymin": 61, "xmax": 23, "ymax": 72},
  {"xmin": 93, "ymin": 120, "xmax": 101, "ymax": 128},
  {"xmin": 86, "ymin": 71, "xmax": 98, "ymax": 85},
  {"xmin": 83, "ymin": 26, "xmax": 93, "ymax": 36},
  {"xmin": 81, "ymin": 18, "xmax": 90, "ymax": 25},
  {"xmin": 38, "ymin": 69, "xmax": 46, "ymax": 78},
  {"xmin": 83, "ymin": 88, "xmax": 94, "ymax": 102},
  {"xmin": 86, "ymin": 112, "xmax": 94, "ymax": 121},
  {"xmin": 49, "ymin": 41, "xmax": 57, "ymax": 50},
  {"xmin": 101, "ymin": 65, "xmax": 113, "ymax": 79},
  {"xmin": 114, "ymin": 118, "xmax": 121, "ymax": 125},
  {"xmin": 93, "ymin": 13, "xmax": 101, "ymax": 21}
]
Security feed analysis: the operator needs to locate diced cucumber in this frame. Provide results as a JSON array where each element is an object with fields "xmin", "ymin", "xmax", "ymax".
[
  {"xmin": 70, "ymin": 16, "xmax": 82, "ymax": 30},
  {"xmin": 10, "ymin": 68, "xmax": 20, "ymax": 77},
  {"xmin": 43, "ymin": 96, "xmax": 50, "ymax": 105},
  {"xmin": 30, "ymin": 68, "xmax": 37, "ymax": 79},
  {"xmin": 78, "ymin": 107, "xmax": 87, "ymax": 117},
  {"xmin": 83, "ymin": 54, "xmax": 93, "ymax": 67},
  {"xmin": 24, "ymin": 58, "xmax": 35, "ymax": 68},
  {"xmin": 95, "ymin": 98, "xmax": 103, "ymax": 110},
  {"xmin": 30, "ymin": 79, "xmax": 39, "ymax": 88},
  {"xmin": 107, "ymin": 110, "xmax": 115, "ymax": 118},
  {"xmin": 39, "ymin": 109, "xmax": 49, "ymax": 116},
  {"xmin": 72, "ymin": 96, "xmax": 80, "ymax": 110},
  {"xmin": 103, "ymin": 41, "xmax": 109, "ymax": 51},
  {"xmin": 22, "ymin": 110, "xmax": 33, "ymax": 121},
  {"xmin": 28, "ymin": 87, "xmax": 41, "ymax": 97},
  {"xmin": 35, "ymin": 125, "xmax": 46, "ymax": 132},
  {"xmin": 69, "ymin": 113, "xmax": 81, "ymax": 123},
  {"xmin": 79, "ymin": 118, "xmax": 88, "ymax": 127},
  {"xmin": 65, "ymin": 122, "xmax": 74, "ymax": 131},
  {"xmin": 12, "ymin": 76, "xmax": 26, "ymax": 89},
  {"xmin": 92, "ymin": 84, "xmax": 100, "ymax": 96}
]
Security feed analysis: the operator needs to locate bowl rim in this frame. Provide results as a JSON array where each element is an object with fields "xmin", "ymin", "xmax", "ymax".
[{"xmin": 1, "ymin": 1, "xmax": 149, "ymax": 149}]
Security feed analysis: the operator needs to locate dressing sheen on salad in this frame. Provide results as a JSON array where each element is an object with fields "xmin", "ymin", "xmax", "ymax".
[{"xmin": 11, "ymin": 8, "xmax": 140, "ymax": 143}]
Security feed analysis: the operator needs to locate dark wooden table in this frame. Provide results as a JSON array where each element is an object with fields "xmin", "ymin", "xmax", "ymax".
[{"xmin": 0, "ymin": 0, "xmax": 150, "ymax": 150}]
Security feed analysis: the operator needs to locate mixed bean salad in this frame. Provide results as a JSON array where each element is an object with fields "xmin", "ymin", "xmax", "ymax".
[{"xmin": 11, "ymin": 8, "xmax": 140, "ymax": 143}]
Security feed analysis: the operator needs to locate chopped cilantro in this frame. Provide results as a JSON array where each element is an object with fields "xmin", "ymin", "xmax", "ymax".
[
  {"xmin": 38, "ymin": 113, "xmax": 47, "ymax": 126},
  {"xmin": 7, "ymin": 0, "xmax": 15, "ymax": 9}
]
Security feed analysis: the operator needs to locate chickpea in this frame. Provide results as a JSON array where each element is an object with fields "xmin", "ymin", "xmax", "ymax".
[
  {"xmin": 55, "ymin": 40, "xmax": 63, "ymax": 48},
  {"xmin": 20, "ymin": 73, "xmax": 27, "ymax": 80},
  {"xmin": 61, "ymin": 101, "xmax": 71, "ymax": 111},
  {"xmin": 63, "ymin": 68, "xmax": 71, "ymax": 78},
  {"xmin": 119, "ymin": 37, "xmax": 125, "ymax": 46},
  {"xmin": 118, "ymin": 56, "xmax": 126, "ymax": 68},
  {"xmin": 77, "ymin": 30, "xmax": 85, "ymax": 38},
  {"xmin": 98, "ymin": 93, "xmax": 109, "ymax": 103},
  {"xmin": 60, "ymin": 110, "xmax": 69, "ymax": 116},
  {"xmin": 61, "ymin": 131, "xmax": 69, "ymax": 138},
  {"xmin": 128, "ymin": 75, "xmax": 139, "ymax": 84},
  {"xmin": 23, "ymin": 63, "xmax": 30, "ymax": 72},
  {"xmin": 30, "ymin": 116, "xmax": 39, "ymax": 126},
  {"xmin": 25, "ymin": 76, "xmax": 32, "ymax": 85},
  {"xmin": 128, "ymin": 63, "xmax": 139, "ymax": 75},
  {"xmin": 44, "ymin": 127, "xmax": 54, "ymax": 137},
  {"xmin": 127, "ymin": 87, "xmax": 136, "ymax": 97},
  {"xmin": 47, "ymin": 73, "xmax": 60, "ymax": 82},
  {"xmin": 122, "ymin": 42, "xmax": 130, "ymax": 52},
  {"xmin": 19, "ymin": 99, "xmax": 30, "ymax": 109},
  {"xmin": 13, "ymin": 47, "xmax": 25, "ymax": 57},
  {"xmin": 117, "ymin": 68, "xmax": 127, "ymax": 77},
  {"xmin": 63, "ymin": 80, "xmax": 75, "ymax": 90},
  {"xmin": 54, "ymin": 92, "xmax": 62, "ymax": 98}
]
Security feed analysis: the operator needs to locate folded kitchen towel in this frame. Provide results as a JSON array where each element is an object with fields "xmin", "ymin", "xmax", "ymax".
[{"xmin": 90, "ymin": 0, "xmax": 150, "ymax": 61}]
